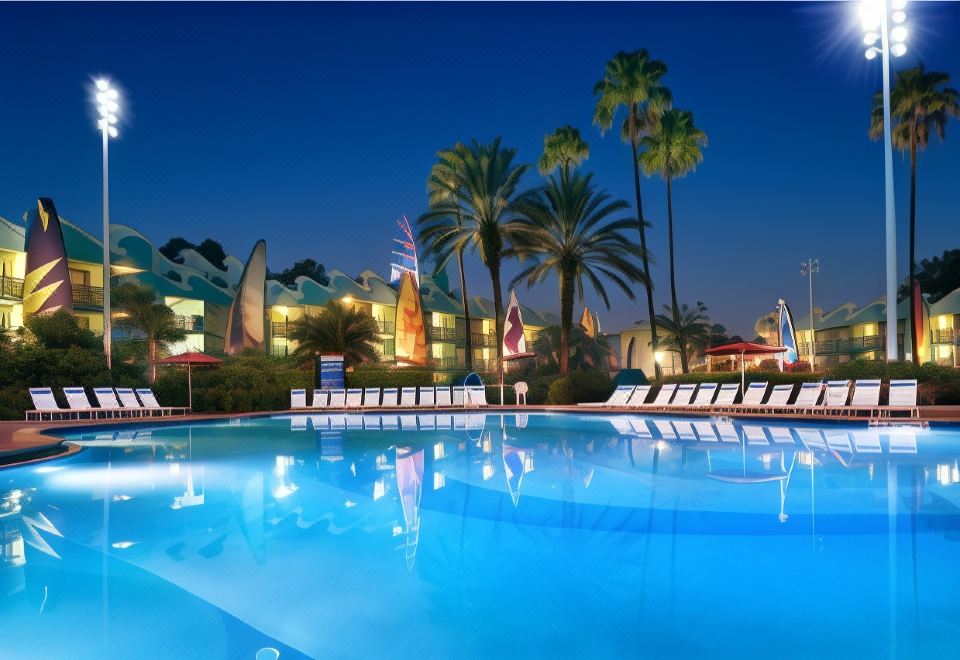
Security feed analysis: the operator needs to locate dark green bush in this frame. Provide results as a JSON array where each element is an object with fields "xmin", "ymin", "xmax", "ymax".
[
  {"xmin": 546, "ymin": 369, "xmax": 613, "ymax": 405},
  {"xmin": 346, "ymin": 365, "xmax": 437, "ymax": 389}
]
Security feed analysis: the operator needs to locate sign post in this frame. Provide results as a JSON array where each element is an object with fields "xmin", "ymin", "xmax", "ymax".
[{"xmin": 317, "ymin": 354, "xmax": 345, "ymax": 390}]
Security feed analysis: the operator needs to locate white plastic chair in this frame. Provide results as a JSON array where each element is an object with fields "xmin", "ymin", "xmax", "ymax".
[{"xmin": 514, "ymin": 381, "xmax": 528, "ymax": 405}]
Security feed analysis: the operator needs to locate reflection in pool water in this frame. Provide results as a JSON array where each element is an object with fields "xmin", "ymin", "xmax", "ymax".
[{"xmin": 2, "ymin": 413, "xmax": 960, "ymax": 659}]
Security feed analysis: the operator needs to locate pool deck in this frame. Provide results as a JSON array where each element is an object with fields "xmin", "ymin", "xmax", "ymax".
[{"xmin": 4, "ymin": 405, "xmax": 960, "ymax": 468}]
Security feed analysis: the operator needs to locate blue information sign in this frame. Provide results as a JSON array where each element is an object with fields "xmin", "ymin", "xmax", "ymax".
[{"xmin": 317, "ymin": 354, "xmax": 345, "ymax": 389}]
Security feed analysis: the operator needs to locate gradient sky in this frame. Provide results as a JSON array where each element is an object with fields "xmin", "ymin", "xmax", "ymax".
[{"xmin": 1, "ymin": 1, "xmax": 958, "ymax": 337}]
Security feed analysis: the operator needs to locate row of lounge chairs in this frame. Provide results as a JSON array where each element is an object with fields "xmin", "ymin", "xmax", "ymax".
[
  {"xmin": 291, "ymin": 385, "xmax": 489, "ymax": 410},
  {"xmin": 26, "ymin": 386, "xmax": 189, "ymax": 421},
  {"xmin": 585, "ymin": 379, "xmax": 918, "ymax": 418}
]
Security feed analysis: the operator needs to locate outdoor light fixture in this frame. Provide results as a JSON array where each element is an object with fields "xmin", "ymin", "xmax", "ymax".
[
  {"xmin": 859, "ymin": 0, "xmax": 907, "ymax": 362},
  {"xmin": 92, "ymin": 77, "xmax": 122, "ymax": 369}
]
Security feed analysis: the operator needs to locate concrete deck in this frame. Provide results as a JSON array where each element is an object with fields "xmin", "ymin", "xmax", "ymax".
[{"xmin": 3, "ymin": 404, "xmax": 960, "ymax": 469}]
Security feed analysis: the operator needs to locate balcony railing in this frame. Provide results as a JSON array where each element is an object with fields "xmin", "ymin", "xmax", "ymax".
[
  {"xmin": 933, "ymin": 328, "xmax": 959, "ymax": 345},
  {"xmin": 72, "ymin": 283, "xmax": 103, "ymax": 308},
  {"xmin": 427, "ymin": 356, "xmax": 463, "ymax": 369},
  {"xmin": 272, "ymin": 321, "xmax": 289, "ymax": 337},
  {"xmin": 470, "ymin": 332, "xmax": 497, "ymax": 348},
  {"xmin": 800, "ymin": 334, "xmax": 890, "ymax": 356},
  {"xmin": 473, "ymin": 358, "xmax": 499, "ymax": 373},
  {"xmin": 427, "ymin": 325, "xmax": 459, "ymax": 342},
  {"xmin": 377, "ymin": 319, "xmax": 394, "ymax": 334},
  {"xmin": 0, "ymin": 275, "xmax": 23, "ymax": 299},
  {"xmin": 175, "ymin": 314, "xmax": 204, "ymax": 333}
]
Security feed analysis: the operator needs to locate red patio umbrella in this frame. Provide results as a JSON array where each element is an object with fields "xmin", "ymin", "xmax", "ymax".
[
  {"xmin": 153, "ymin": 351, "xmax": 223, "ymax": 410},
  {"xmin": 705, "ymin": 341, "xmax": 788, "ymax": 393}
]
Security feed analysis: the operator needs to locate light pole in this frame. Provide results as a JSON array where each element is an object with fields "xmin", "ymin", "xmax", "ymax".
[
  {"xmin": 862, "ymin": 0, "xmax": 907, "ymax": 361},
  {"xmin": 801, "ymin": 258, "xmax": 819, "ymax": 370},
  {"xmin": 94, "ymin": 78, "xmax": 121, "ymax": 369}
]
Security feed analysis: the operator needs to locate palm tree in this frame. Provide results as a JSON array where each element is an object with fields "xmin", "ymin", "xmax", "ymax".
[
  {"xmin": 508, "ymin": 172, "xmax": 648, "ymax": 376},
  {"xmin": 533, "ymin": 324, "xmax": 613, "ymax": 372},
  {"xmin": 593, "ymin": 49, "xmax": 671, "ymax": 375},
  {"xmin": 870, "ymin": 64, "xmax": 959, "ymax": 363},
  {"xmin": 417, "ymin": 138, "xmax": 531, "ymax": 380},
  {"xmin": 538, "ymin": 126, "xmax": 590, "ymax": 178},
  {"xmin": 288, "ymin": 300, "xmax": 381, "ymax": 368},
  {"xmin": 422, "ymin": 143, "xmax": 474, "ymax": 370},
  {"xmin": 112, "ymin": 282, "xmax": 188, "ymax": 382},
  {"xmin": 654, "ymin": 302, "xmax": 711, "ymax": 374},
  {"xmin": 638, "ymin": 108, "xmax": 707, "ymax": 316}
]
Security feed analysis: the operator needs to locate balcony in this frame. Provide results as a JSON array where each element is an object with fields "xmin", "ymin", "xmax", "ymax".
[
  {"xmin": 175, "ymin": 314, "xmax": 204, "ymax": 333},
  {"xmin": 272, "ymin": 321, "xmax": 289, "ymax": 337},
  {"xmin": 427, "ymin": 356, "xmax": 463, "ymax": 370},
  {"xmin": 72, "ymin": 283, "xmax": 103, "ymax": 308},
  {"xmin": 0, "ymin": 275, "xmax": 23, "ymax": 299},
  {"xmin": 800, "ymin": 335, "xmax": 887, "ymax": 356},
  {"xmin": 427, "ymin": 325, "xmax": 459, "ymax": 342},
  {"xmin": 470, "ymin": 331, "xmax": 497, "ymax": 348},
  {"xmin": 933, "ymin": 328, "xmax": 959, "ymax": 345},
  {"xmin": 377, "ymin": 319, "xmax": 394, "ymax": 335},
  {"xmin": 473, "ymin": 358, "xmax": 499, "ymax": 373}
]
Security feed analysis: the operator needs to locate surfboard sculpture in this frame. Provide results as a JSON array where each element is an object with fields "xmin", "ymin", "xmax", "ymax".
[
  {"xmin": 23, "ymin": 198, "xmax": 74, "ymax": 317},
  {"xmin": 225, "ymin": 240, "xmax": 266, "ymax": 354}
]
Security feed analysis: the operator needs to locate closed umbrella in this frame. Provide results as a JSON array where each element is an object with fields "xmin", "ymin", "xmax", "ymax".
[
  {"xmin": 153, "ymin": 351, "xmax": 223, "ymax": 410},
  {"xmin": 704, "ymin": 341, "xmax": 788, "ymax": 393}
]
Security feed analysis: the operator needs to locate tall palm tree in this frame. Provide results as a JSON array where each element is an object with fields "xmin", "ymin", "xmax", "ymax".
[
  {"xmin": 593, "ymin": 49, "xmax": 671, "ymax": 375},
  {"xmin": 538, "ymin": 126, "xmax": 590, "ymax": 178},
  {"xmin": 422, "ymin": 143, "xmax": 474, "ymax": 370},
  {"xmin": 288, "ymin": 300, "xmax": 381, "ymax": 368},
  {"xmin": 654, "ymin": 302, "xmax": 711, "ymax": 374},
  {"xmin": 417, "ymin": 138, "xmax": 531, "ymax": 380},
  {"xmin": 638, "ymin": 108, "xmax": 707, "ymax": 316},
  {"xmin": 870, "ymin": 64, "xmax": 959, "ymax": 363},
  {"xmin": 112, "ymin": 282, "xmax": 188, "ymax": 382},
  {"xmin": 508, "ymin": 172, "xmax": 648, "ymax": 376},
  {"xmin": 533, "ymin": 324, "xmax": 613, "ymax": 372}
]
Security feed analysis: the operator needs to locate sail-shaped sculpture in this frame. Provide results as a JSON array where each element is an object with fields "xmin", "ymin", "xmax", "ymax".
[
  {"xmin": 23, "ymin": 198, "xmax": 73, "ymax": 317},
  {"xmin": 389, "ymin": 216, "xmax": 419, "ymax": 285},
  {"xmin": 502, "ymin": 289, "xmax": 534, "ymax": 361},
  {"xmin": 502, "ymin": 442, "xmax": 531, "ymax": 507},
  {"xmin": 395, "ymin": 271, "xmax": 426, "ymax": 365},
  {"xmin": 579, "ymin": 307, "xmax": 596, "ymax": 338},
  {"xmin": 395, "ymin": 446, "xmax": 423, "ymax": 569},
  {"xmin": 225, "ymin": 240, "xmax": 266, "ymax": 354},
  {"xmin": 777, "ymin": 299, "xmax": 799, "ymax": 369}
]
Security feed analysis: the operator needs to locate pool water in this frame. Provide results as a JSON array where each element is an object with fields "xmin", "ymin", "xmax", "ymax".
[{"xmin": 3, "ymin": 412, "xmax": 960, "ymax": 659}]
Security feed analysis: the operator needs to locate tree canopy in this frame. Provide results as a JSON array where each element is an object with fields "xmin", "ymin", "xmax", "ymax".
[
  {"xmin": 268, "ymin": 258, "xmax": 331, "ymax": 288},
  {"xmin": 159, "ymin": 237, "xmax": 229, "ymax": 272}
]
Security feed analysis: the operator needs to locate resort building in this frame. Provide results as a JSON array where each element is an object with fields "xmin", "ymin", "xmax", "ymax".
[{"xmin": 0, "ymin": 208, "xmax": 557, "ymax": 371}]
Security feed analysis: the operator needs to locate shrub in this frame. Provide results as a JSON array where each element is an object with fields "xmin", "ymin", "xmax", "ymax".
[
  {"xmin": 546, "ymin": 369, "xmax": 613, "ymax": 405},
  {"xmin": 346, "ymin": 365, "xmax": 436, "ymax": 389}
]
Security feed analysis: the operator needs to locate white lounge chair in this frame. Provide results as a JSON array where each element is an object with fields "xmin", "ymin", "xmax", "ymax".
[
  {"xmin": 290, "ymin": 389, "xmax": 308, "ymax": 410},
  {"xmin": 819, "ymin": 380, "xmax": 851, "ymax": 415},
  {"xmin": 648, "ymin": 383, "xmax": 678, "ymax": 409},
  {"xmin": 116, "ymin": 388, "xmax": 148, "ymax": 417},
  {"xmin": 362, "ymin": 388, "xmax": 381, "ymax": 408},
  {"xmin": 452, "ymin": 386, "xmax": 466, "ymax": 407},
  {"xmin": 578, "ymin": 385, "xmax": 635, "ymax": 407},
  {"xmin": 345, "ymin": 388, "xmax": 363, "ymax": 408},
  {"xmin": 400, "ymin": 387, "xmax": 418, "ymax": 407},
  {"xmin": 846, "ymin": 379, "xmax": 882, "ymax": 417},
  {"xmin": 789, "ymin": 382, "xmax": 823, "ymax": 412},
  {"xmin": 757, "ymin": 384, "xmax": 794, "ymax": 412},
  {"xmin": 435, "ymin": 387, "xmax": 452, "ymax": 407},
  {"xmin": 625, "ymin": 385, "xmax": 652, "ymax": 407},
  {"xmin": 688, "ymin": 383, "xmax": 718, "ymax": 408},
  {"xmin": 93, "ymin": 387, "xmax": 131, "ymax": 418},
  {"xmin": 418, "ymin": 387, "xmax": 436, "ymax": 407},
  {"xmin": 466, "ymin": 385, "xmax": 488, "ymax": 407},
  {"xmin": 381, "ymin": 388, "xmax": 399, "ymax": 407},
  {"xmin": 666, "ymin": 383, "xmax": 697, "ymax": 408},
  {"xmin": 879, "ymin": 379, "xmax": 919, "ymax": 418},
  {"xmin": 62, "ymin": 387, "xmax": 102, "ymax": 419},
  {"xmin": 729, "ymin": 382, "xmax": 767, "ymax": 412},
  {"xmin": 328, "ymin": 388, "xmax": 347, "ymax": 408},
  {"xmin": 710, "ymin": 384, "xmax": 739, "ymax": 409},
  {"xmin": 311, "ymin": 389, "xmax": 329, "ymax": 409},
  {"xmin": 137, "ymin": 388, "xmax": 188, "ymax": 416},
  {"xmin": 26, "ymin": 387, "xmax": 70, "ymax": 421}
]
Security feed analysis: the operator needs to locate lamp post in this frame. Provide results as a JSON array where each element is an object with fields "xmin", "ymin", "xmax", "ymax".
[
  {"xmin": 862, "ymin": 0, "xmax": 908, "ymax": 361},
  {"xmin": 801, "ymin": 258, "xmax": 819, "ymax": 370},
  {"xmin": 94, "ymin": 78, "xmax": 121, "ymax": 369}
]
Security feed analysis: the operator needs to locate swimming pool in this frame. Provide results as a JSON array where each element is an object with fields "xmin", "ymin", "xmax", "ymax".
[{"xmin": 2, "ymin": 412, "xmax": 959, "ymax": 659}]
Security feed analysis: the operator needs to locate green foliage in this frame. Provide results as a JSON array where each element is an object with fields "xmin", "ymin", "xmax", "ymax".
[
  {"xmin": 22, "ymin": 310, "xmax": 99, "ymax": 350},
  {"xmin": 158, "ymin": 236, "xmax": 228, "ymax": 271},
  {"xmin": 533, "ymin": 325, "xmax": 612, "ymax": 372},
  {"xmin": 268, "ymin": 258, "xmax": 331, "ymax": 288},
  {"xmin": 538, "ymin": 125, "xmax": 589, "ymax": 176},
  {"xmin": 655, "ymin": 302, "xmax": 712, "ymax": 373},
  {"xmin": 546, "ymin": 369, "xmax": 613, "ymax": 404},
  {"xmin": 288, "ymin": 300, "xmax": 381, "ymax": 368},
  {"xmin": 897, "ymin": 249, "xmax": 960, "ymax": 303},
  {"xmin": 345, "ymin": 365, "xmax": 436, "ymax": 389},
  {"xmin": 113, "ymin": 282, "xmax": 188, "ymax": 382}
]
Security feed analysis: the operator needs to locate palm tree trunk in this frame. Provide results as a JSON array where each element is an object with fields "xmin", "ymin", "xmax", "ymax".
[
  {"xmin": 909, "ymin": 128, "xmax": 919, "ymax": 364},
  {"xmin": 489, "ymin": 258, "xmax": 505, "ymax": 383},
  {"xmin": 666, "ymin": 175, "xmax": 679, "ymax": 316},
  {"xmin": 559, "ymin": 272, "xmax": 574, "ymax": 377},
  {"xmin": 149, "ymin": 339, "xmax": 157, "ymax": 383},
  {"xmin": 630, "ymin": 133, "xmax": 660, "ymax": 379},
  {"xmin": 456, "ymin": 247, "xmax": 473, "ymax": 371}
]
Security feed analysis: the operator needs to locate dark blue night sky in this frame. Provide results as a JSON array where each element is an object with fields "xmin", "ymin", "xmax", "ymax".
[{"xmin": 1, "ymin": 1, "xmax": 957, "ymax": 336}]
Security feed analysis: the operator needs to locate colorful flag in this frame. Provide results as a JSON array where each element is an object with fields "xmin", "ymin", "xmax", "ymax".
[
  {"xmin": 579, "ymin": 307, "xmax": 596, "ymax": 338},
  {"xmin": 502, "ymin": 289, "xmax": 534, "ymax": 361}
]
